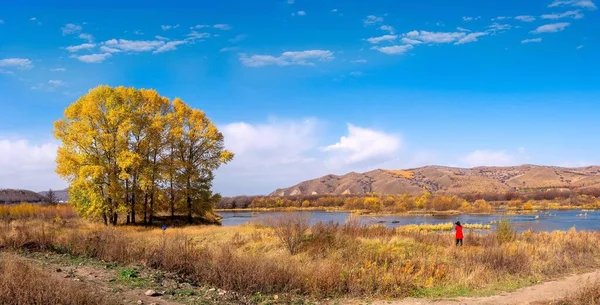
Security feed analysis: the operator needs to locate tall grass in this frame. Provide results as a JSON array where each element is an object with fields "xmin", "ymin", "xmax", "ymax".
[
  {"xmin": 1, "ymin": 217, "xmax": 600, "ymax": 299},
  {"xmin": 0, "ymin": 256, "xmax": 116, "ymax": 304},
  {"xmin": 0, "ymin": 203, "xmax": 77, "ymax": 221}
]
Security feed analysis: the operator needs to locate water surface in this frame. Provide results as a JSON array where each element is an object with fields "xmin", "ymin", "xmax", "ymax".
[{"xmin": 218, "ymin": 210, "xmax": 599, "ymax": 232}]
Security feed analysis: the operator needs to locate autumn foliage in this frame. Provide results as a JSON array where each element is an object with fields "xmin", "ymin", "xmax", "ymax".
[{"xmin": 53, "ymin": 86, "xmax": 233, "ymax": 225}]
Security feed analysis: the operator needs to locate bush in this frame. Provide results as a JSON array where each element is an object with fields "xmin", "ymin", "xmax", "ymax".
[
  {"xmin": 495, "ymin": 218, "xmax": 516, "ymax": 244},
  {"xmin": 265, "ymin": 213, "xmax": 310, "ymax": 255}
]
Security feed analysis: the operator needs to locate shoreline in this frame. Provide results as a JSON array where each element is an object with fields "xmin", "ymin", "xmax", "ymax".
[{"xmin": 215, "ymin": 206, "xmax": 595, "ymax": 217}]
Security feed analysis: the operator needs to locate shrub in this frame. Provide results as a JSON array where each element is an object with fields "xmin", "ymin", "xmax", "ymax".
[
  {"xmin": 495, "ymin": 218, "xmax": 516, "ymax": 244},
  {"xmin": 265, "ymin": 213, "xmax": 310, "ymax": 255}
]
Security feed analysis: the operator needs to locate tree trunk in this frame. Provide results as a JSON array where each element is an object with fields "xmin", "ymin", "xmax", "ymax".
[
  {"xmin": 131, "ymin": 176, "xmax": 137, "ymax": 224},
  {"xmin": 112, "ymin": 213, "xmax": 118, "ymax": 225},
  {"xmin": 187, "ymin": 179, "xmax": 192, "ymax": 224},
  {"xmin": 125, "ymin": 179, "xmax": 130, "ymax": 225},
  {"xmin": 170, "ymin": 178, "xmax": 175, "ymax": 220},
  {"xmin": 143, "ymin": 192, "xmax": 148, "ymax": 225},
  {"xmin": 149, "ymin": 189, "xmax": 154, "ymax": 225},
  {"xmin": 102, "ymin": 213, "xmax": 108, "ymax": 226}
]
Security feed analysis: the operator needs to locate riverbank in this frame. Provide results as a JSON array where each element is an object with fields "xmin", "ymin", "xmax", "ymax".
[{"xmin": 216, "ymin": 205, "xmax": 597, "ymax": 217}]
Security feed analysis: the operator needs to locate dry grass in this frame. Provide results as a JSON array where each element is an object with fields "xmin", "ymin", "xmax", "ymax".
[
  {"xmin": 0, "ymin": 255, "xmax": 116, "ymax": 304},
  {"xmin": 386, "ymin": 170, "xmax": 415, "ymax": 179},
  {"xmin": 0, "ymin": 203, "xmax": 77, "ymax": 221},
  {"xmin": 541, "ymin": 281, "xmax": 600, "ymax": 305},
  {"xmin": 1, "ymin": 216, "xmax": 600, "ymax": 299}
]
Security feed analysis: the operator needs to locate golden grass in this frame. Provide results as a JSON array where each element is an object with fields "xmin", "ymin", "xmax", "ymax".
[
  {"xmin": 0, "ymin": 203, "xmax": 77, "ymax": 221},
  {"xmin": 396, "ymin": 222, "xmax": 491, "ymax": 232},
  {"xmin": 386, "ymin": 170, "xmax": 415, "ymax": 179},
  {"xmin": 1, "ymin": 216, "xmax": 600, "ymax": 300}
]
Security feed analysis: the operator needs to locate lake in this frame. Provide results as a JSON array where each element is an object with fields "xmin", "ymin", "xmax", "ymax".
[{"xmin": 218, "ymin": 209, "xmax": 600, "ymax": 232}]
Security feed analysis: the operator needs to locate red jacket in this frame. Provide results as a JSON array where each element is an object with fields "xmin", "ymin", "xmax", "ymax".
[{"xmin": 455, "ymin": 225, "xmax": 463, "ymax": 239}]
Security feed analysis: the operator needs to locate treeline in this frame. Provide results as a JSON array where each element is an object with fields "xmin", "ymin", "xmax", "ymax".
[
  {"xmin": 54, "ymin": 86, "xmax": 233, "ymax": 225},
  {"xmin": 219, "ymin": 194, "xmax": 493, "ymax": 213},
  {"xmin": 218, "ymin": 189, "xmax": 600, "ymax": 212}
]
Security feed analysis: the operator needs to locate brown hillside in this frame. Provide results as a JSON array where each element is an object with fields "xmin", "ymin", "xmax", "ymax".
[
  {"xmin": 0, "ymin": 189, "xmax": 47, "ymax": 204},
  {"xmin": 269, "ymin": 165, "xmax": 600, "ymax": 196}
]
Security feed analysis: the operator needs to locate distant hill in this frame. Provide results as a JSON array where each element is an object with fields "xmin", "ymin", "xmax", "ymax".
[
  {"xmin": 270, "ymin": 165, "xmax": 600, "ymax": 196},
  {"xmin": 0, "ymin": 189, "xmax": 48, "ymax": 204},
  {"xmin": 38, "ymin": 189, "xmax": 70, "ymax": 203}
]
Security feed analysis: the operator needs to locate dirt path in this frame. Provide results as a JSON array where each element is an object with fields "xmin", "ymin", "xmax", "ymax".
[{"xmin": 372, "ymin": 270, "xmax": 600, "ymax": 305}]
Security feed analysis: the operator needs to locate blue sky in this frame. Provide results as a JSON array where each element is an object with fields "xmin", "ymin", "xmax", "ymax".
[{"xmin": 0, "ymin": 0, "xmax": 598, "ymax": 195}]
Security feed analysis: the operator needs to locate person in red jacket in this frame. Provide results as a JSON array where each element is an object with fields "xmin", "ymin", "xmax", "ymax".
[{"xmin": 455, "ymin": 221, "xmax": 464, "ymax": 246}]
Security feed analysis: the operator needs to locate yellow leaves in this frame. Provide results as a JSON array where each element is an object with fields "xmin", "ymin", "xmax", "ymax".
[{"xmin": 220, "ymin": 150, "xmax": 234, "ymax": 163}]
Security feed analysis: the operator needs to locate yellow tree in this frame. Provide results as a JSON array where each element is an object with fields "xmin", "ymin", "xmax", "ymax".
[
  {"xmin": 54, "ymin": 86, "xmax": 131, "ymax": 225},
  {"xmin": 171, "ymin": 99, "xmax": 234, "ymax": 223},
  {"xmin": 54, "ymin": 86, "xmax": 232, "ymax": 225}
]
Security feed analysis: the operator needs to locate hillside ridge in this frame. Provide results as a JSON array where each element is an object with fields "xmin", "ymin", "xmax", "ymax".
[{"xmin": 270, "ymin": 164, "xmax": 600, "ymax": 196}]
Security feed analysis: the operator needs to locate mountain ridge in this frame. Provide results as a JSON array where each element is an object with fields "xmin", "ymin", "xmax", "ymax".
[{"xmin": 270, "ymin": 165, "xmax": 600, "ymax": 196}]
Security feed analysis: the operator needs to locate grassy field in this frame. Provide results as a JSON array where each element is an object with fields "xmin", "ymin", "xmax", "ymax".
[{"xmin": 1, "ymin": 204, "xmax": 600, "ymax": 304}]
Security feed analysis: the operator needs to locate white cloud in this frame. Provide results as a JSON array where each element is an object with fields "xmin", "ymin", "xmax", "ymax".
[
  {"xmin": 351, "ymin": 59, "xmax": 367, "ymax": 63},
  {"xmin": 541, "ymin": 10, "xmax": 584, "ymax": 19},
  {"xmin": 461, "ymin": 150, "xmax": 517, "ymax": 167},
  {"xmin": 364, "ymin": 15, "xmax": 383, "ymax": 26},
  {"xmin": 78, "ymin": 33, "xmax": 94, "ymax": 42},
  {"xmin": 186, "ymin": 31, "xmax": 210, "ymax": 41},
  {"xmin": 214, "ymin": 24, "xmax": 232, "ymax": 30},
  {"xmin": 401, "ymin": 38, "xmax": 423, "ymax": 44},
  {"xmin": 331, "ymin": 9, "xmax": 338, "ymax": 12},
  {"xmin": 288, "ymin": 0, "xmax": 294, "ymax": 4},
  {"xmin": 155, "ymin": 35, "xmax": 169, "ymax": 41},
  {"xmin": 102, "ymin": 39, "xmax": 165, "ymax": 52},
  {"xmin": 99, "ymin": 46, "xmax": 121, "ymax": 53},
  {"xmin": 0, "ymin": 138, "xmax": 64, "ymax": 191},
  {"xmin": 214, "ymin": 118, "xmax": 321, "ymax": 195},
  {"xmin": 61, "ymin": 23, "xmax": 82, "ymax": 35},
  {"xmin": 577, "ymin": 44, "xmax": 584, "ymax": 49},
  {"xmin": 531, "ymin": 22, "xmax": 570, "ymax": 33},
  {"xmin": 323, "ymin": 124, "xmax": 402, "ymax": 166},
  {"xmin": 488, "ymin": 23, "xmax": 512, "ymax": 32},
  {"xmin": 29, "ymin": 17, "xmax": 36, "ymax": 21},
  {"xmin": 48, "ymin": 80, "xmax": 65, "ymax": 87},
  {"xmin": 462, "ymin": 16, "xmax": 480, "ymax": 22},
  {"xmin": 239, "ymin": 50, "xmax": 334, "ymax": 67},
  {"xmin": 0, "ymin": 58, "xmax": 33, "ymax": 69},
  {"xmin": 367, "ymin": 34, "xmax": 397, "ymax": 44},
  {"xmin": 190, "ymin": 24, "xmax": 209, "ymax": 29},
  {"xmin": 220, "ymin": 46, "xmax": 239, "ymax": 52},
  {"xmin": 404, "ymin": 30, "xmax": 467, "ymax": 44},
  {"xmin": 349, "ymin": 71, "xmax": 363, "ymax": 77},
  {"xmin": 153, "ymin": 40, "xmax": 187, "ymax": 53},
  {"xmin": 522, "ymin": 38, "xmax": 543, "ymax": 43},
  {"xmin": 297, "ymin": 11, "xmax": 306, "ymax": 16},
  {"xmin": 380, "ymin": 25, "xmax": 395, "ymax": 33},
  {"xmin": 372, "ymin": 44, "xmax": 413, "ymax": 55},
  {"xmin": 161, "ymin": 24, "xmax": 180, "ymax": 30},
  {"xmin": 457, "ymin": 27, "xmax": 471, "ymax": 32},
  {"xmin": 455, "ymin": 32, "xmax": 488, "ymax": 45},
  {"xmin": 549, "ymin": 0, "xmax": 596, "ymax": 9},
  {"xmin": 64, "ymin": 43, "xmax": 96, "ymax": 52},
  {"xmin": 515, "ymin": 15, "xmax": 536, "ymax": 22},
  {"xmin": 493, "ymin": 16, "xmax": 511, "ymax": 20},
  {"xmin": 50, "ymin": 67, "xmax": 66, "ymax": 72},
  {"xmin": 133, "ymin": 30, "xmax": 144, "ymax": 35},
  {"xmin": 72, "ymin": 53, "xmax": 112, "ymax": 63}
]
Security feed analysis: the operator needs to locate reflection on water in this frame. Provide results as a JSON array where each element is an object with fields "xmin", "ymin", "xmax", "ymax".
[{"xmin": 218, "ymin": 210, "xmax": 600, "ymax": 232}]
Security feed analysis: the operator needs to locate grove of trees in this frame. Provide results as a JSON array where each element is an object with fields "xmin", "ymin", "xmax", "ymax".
[{"xmin": 54, "ymin": 86, "xmax": 233, "ymax": 225}]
